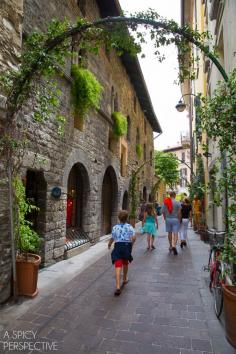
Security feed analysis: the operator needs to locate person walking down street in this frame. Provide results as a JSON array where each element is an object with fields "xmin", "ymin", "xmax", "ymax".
[
  {"xmin": 141, "ymin": 203, "xmax": 158, "ymax": 251},
  {"xmin": 180, "ymin": 198, "xmax": 192, "ymax": 248},
  {"xmin": 108, "ymin": 210, "xmax": 136, "ymax": 296},
  {"xmin": 162, "ymin": 191, "xmax": 181, "ymax": 255}
]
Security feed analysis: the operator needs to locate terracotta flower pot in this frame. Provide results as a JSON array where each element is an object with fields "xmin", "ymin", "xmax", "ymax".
[
  {"xmin": 199, "ymin": 232, "xmax": 205, "ymax": 241},
  {"xmin": 16, "ymin": 253, "xmax": 41, "ymax": 298},
  {"xmin": 223, "ymin": 285, "xmax": 236, "ymax": 348},
  {"xmin": 203, "ymin": 231, "xmax": 209, "ymax": 243}
]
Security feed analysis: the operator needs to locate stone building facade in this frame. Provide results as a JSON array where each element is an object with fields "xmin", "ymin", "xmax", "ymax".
[
  {"xmin": 181, "ymin": 0, "xmax": 236, "ymax": 231},
  {"xmin": 0, "ymin": 0, "xmax": 161, "ymax": 303}
]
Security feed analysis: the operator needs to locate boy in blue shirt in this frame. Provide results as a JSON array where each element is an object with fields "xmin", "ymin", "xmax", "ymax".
[{"xmin": 108, "ymin": 210, "xmax": 136, "ymax": 296}]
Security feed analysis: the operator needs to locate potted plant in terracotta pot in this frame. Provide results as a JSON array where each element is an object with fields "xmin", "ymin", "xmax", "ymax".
[
  {"xmin": 198, "ymin": 217, "xmax": 208, "ymax": 242},
  {"xmin": 14, "ymin": 178, "xmax": 42, "ymax": 298}
]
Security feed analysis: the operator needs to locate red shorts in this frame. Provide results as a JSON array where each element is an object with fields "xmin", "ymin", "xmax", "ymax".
[{"xmin": 114, "ymin": 259, "xmax": 129, "ymax": 268}]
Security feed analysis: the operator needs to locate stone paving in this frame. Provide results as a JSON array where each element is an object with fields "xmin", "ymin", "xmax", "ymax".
[{"xmin": 1, "ymin": 219, "xmax": 236, "ymax": 354}]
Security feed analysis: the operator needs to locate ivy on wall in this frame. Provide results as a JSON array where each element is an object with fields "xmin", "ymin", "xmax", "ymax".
[
  {"xmin": 199, "ymin": 69, "xmax": 236, "ymax": 264},
  {"xmin": 189, "ymin": 154, "xmax": 205, "ymax": 200},
  {"xmin": 13, "ymin": 178, "xmax": 42, "ymax": 255}
]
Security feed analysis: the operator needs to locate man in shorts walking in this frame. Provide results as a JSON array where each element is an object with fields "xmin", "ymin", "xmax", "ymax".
[{"xmin": 162, "ymin": 191, "xmax": 181, "ymax": 255}]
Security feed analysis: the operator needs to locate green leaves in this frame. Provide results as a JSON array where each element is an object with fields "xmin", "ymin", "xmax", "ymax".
[
  {"xmin": 71, "ymin": 65, "xmax": 103, "ymax": 119},
  {"xmin": 129, "ymin": 173, "xmax": 138, "ymax": 218},
  {"xmin": 105, "ymin": 23, "xmax": 142, "ymax": 57},
  {"xmin": 154, "ymin": 151, "xmax": 179, "ymax": 190},
  {"xmin": 189, "ymin": 154, "xmax": 205, "ymax": 200},
  {"xmin": 136, "ymin": 144, "xmax": 143, "ymax": 159},
  {"xmin": 199, "ymin": 69, "xmax": 236, "ymax": 258},
  {"xmin": 13, "ymin": 178, "xmax": 42, "ymax": 253},
  {"xmin": 112, "ymin": 112, "xmax": 127, "ymax": 137}
]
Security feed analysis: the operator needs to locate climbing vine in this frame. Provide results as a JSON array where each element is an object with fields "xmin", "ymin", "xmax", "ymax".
[
  {"xmin": 129, "ymin": 173, "xmax": 138, "ymax": 219},
  {"xmin": 13, "ymin": 178, "xmax": 42, "ymax": 255},
  {"xmin": 189, "ymin": 154, "xmax": 205, "ymax": 200},
  {"xmin": 199, "ymin": 69, "xmax": 236, "ymax": 263}
]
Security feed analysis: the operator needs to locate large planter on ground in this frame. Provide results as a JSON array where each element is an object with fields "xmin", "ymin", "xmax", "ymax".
[
  {"xmin": 203, "ymin": 231, "xmax": 209, "ymax": 243},
  {"xmin": 198, "ymin": 223, "xmax": 207, "ymax": 241},
  {"xmin": 199, "ymin": 230, "xmax": 209, "ymax": 243},
  {"xmin": 16, "ymin": 253, "xmax": 41, "ymax": 297},
  {"xmin": 223, "ymin": 285, "xmax": 236, "ymax": 348}
]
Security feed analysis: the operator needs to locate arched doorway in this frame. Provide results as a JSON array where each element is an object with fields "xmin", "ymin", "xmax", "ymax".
[
  {"xmin": 143, "ymin": 186, "xmax": 147, "ymax": 202},
  {"xmin": 101, "ymin": 166, "xmax": 118, "ymax": 235},
  {"xmin": 122, "ymin": 190, "xmax": 129, "ymax": 210},
  {"xmin": 67, "ymin": 163, "xmax": 89, "ymax": 229},
  {"xmin": 25, "ymin": 170, "xmax": 47, "ymax": 235}
]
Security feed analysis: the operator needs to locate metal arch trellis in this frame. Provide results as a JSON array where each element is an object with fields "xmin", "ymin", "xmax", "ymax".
[
  {"xmin": 3, "ymin": 14, "xmax": 229, "ymax": 299},
  {"xmin": 7, "ymin": 15, "xmax": 229, "ymax": 116}
]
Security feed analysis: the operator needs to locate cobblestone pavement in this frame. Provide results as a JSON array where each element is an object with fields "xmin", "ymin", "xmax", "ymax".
[{"xmin": 1, "ymin": 218, "xmax": 236, "ymax": 354}]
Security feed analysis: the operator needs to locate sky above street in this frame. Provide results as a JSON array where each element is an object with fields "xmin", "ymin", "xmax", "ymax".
[{"xmin": 119, "ymin": 0, "xmax": 189, "ymax": 150}]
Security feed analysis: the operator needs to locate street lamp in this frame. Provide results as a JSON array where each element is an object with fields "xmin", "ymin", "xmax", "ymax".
[
  {"xmin": 175, "ymin": 100, "xmax": 187, "ymax": 112},
  {"xmin": 175, "ymin": 93, "xmax": 201, "ymax": 112},
  {"xmin": 175, "ymin": 93, "xmax": 201, "ymax": 181}
]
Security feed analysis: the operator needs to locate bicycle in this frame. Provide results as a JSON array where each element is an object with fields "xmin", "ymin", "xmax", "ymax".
[{"xmin": 204, "ymin": 229, "xmax": 226, "ymax": 318}]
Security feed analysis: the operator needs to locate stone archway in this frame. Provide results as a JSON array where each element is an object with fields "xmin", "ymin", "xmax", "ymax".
[
  {"xmin": 101, "ymin": 166, "xmax": 118, "ymax": 235},
  {"xmin": 67, "ymin": 162, "xmax": 90, "ymax": 230},
  {"xmin": 122, "ymin": 190, "xmax": 129, "ymax": 210},
  {"xmin": 25, "ymin": 169, "xmax": 47, "ymax": 235}
]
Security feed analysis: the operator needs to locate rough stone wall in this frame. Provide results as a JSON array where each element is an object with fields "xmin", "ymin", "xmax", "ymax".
[
  {"xmin": 0, "ymin": 0, "xmax": 23, "ymax": 303},
  {"xmin": 0, "ymin": 0, "xmax": 156, "ymax": 302}
]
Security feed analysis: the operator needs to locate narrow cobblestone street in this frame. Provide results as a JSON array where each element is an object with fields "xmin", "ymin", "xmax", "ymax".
[{"xmin": 1, "ymin": 219, "xmax": 236, "ymax": 354}]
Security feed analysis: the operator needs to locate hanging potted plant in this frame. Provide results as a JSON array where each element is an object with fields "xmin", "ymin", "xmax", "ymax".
[
  {"xmin": 71, "ymin": 64, "xmax": 103, "ymax": 130},
  {"xmin": 111, "ymin": 111, "xmax": 127, "ymax": 138},
  {"xmin": 136, "ymin": 144, "xmax": 143, "ymax": 159},
  {"xmin": 14, "ymin": 178, "xmax": 42, "ymax": 298}
]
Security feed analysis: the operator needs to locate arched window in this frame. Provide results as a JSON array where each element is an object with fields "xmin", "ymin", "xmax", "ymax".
[
  {"xmin": 120, "ymin": 144, "xmax": 127, "ymax": 177},
  {"xmin": 144, "ymin": 120, "xmax": 147, "ymax": 135},
  {"xmin": 114, "ymin": 92, "xmax": 119, "ymax": 111},
  {"xmin": 150, "ymin": 151, "xmax": 153, "ymax": 166},
  {"xmin": 136, "ymin": 128, "xmax": 140, "ymax": 145},
  {"xmin": 143, "ymin": 144, "xmax": 146, "ymax": 160},
  {"xmin": 111, "ymin": 86, "xmax": 115, "ymax": 112},
  {"xmin": 134, "ymin": 96, "xmax": 137, "ymax": 113},
  {"xmin": 77, "ymin": 0, "xmax": 86, "ymax": 16},
  {"xmin": 127, "ymin": 116, "xmax": 131, "ymax": 141}
]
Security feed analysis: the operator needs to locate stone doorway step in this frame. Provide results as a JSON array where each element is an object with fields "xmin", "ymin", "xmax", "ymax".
[{"xmin": 64, "ymin": 228, "xmax": 91, "ymax": 259}]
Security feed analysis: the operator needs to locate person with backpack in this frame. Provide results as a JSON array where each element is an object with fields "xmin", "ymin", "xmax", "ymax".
[
  {"xmin": 162, "ymin": 191, "xmax": 181, "ymax": 255},
  {"xmin": 108, "ymin": 210, "xmax": 136, "ymax": 296}
]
